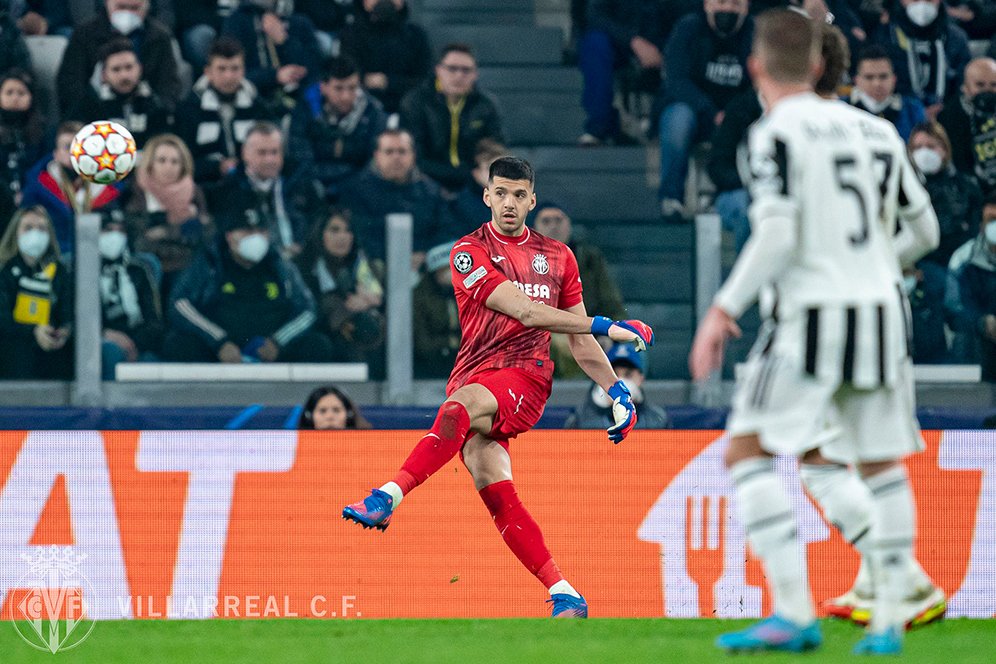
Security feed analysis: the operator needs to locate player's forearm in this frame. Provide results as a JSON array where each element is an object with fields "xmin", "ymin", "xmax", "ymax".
[
  {"xmin": 894, "ymin": 205, "xmax": 940, "ymax": 268},
  {"xmin": 519, "ymin": 299, "xmax": 593, "ymax": 334},
  {"xmin": 714, "ymin": 214, "xmax": 796, "ymax": 318},
  {"xmin": 568, "ymin": 334, "xmax": 617, "ymax": 391}
]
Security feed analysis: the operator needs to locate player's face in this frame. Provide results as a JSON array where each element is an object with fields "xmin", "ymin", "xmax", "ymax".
[
  {"xmin": 855, "ymin": 59, "xmax": 895, "ymax": 102},
  {"xmin": 205, "ymin": 55, "xmax": 245, "ymax": 96},
  {"xmin": 312, "ymin": 392, "xmax": 348, "ymax": 430},
  {"xmin": 373, "ymin": 133, "xmax": 415, "ymax": 183},
  {"xmin": 103, "ymin": 51, "xmax": 141, "ymax": 95},
  {"xmin": 485, "ymin": 176, "xmax": 536, "ymax": 236},
  {"xmin": 435, "ymin": 52, "xmax": 478, "ymax": 98},
  {"xmin": 242, "ymin": 132, "xmax": 284, "ymax": 180},
  {"xmin": 533, "ymin": 209, "xmax": 571, "ymax": 244},
  {"xmin": 320, "ymin": 74, "xmax": 360, "ymax": 115},
  {"xmin": 150, "ymin": 143, "xmax": 183, "ymax": 184},
  {"xmin": 322, "ymin": 215, "xmax": 354, "ymax": 258},
  {"xmin": 54, "ymin": 132, "xmax": 75, "ymax": 168}
]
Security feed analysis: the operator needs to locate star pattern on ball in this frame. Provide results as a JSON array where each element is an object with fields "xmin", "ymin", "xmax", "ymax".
[
  {"xmin": 93, "ymin": 123, "xmax": 114, "ymax": 138},
  {"xmin": 125, "ymin": 138, "xmax": 137, "ymax": 153},
  {"xmin": 71, "ymin": 142, "xmax": 85, "ymax": 159},
  {"xmin": 97, "ymin": 151, "xmax": 116, "ymax": 169}
]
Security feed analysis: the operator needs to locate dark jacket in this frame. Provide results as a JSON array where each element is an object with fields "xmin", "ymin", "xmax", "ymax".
[
  {"xmin": 412, "ymin": 273, "xmax": 459, "ymax": 378},
  {"xmin": 175, "ymin": 76, "xmax": 273, "ymax": 183},
  {"xmin": 56, "ymin": 11, "xmax": 181, "ymax": 114},
  {"xmin": 23, "ymin": 0, "xmax": 73, "ymax": 34},
  {"xmin": 0, "ymin": 111, "xmax": 47, "ymax": 202},
  {"xmin": 67, "ymin": 81, "xmax": 171, "ymax": 149},
  {"xmin": 956, "ymin": 236, "xmax": 996, "ymax": 339},
  {"xmin": 399, "ymin": 79, "xmax": 505, "ymax": 191},
  {"xmin": 169, "ymin": 237, "xmax": 317, "ymax": 352},
  {"xmin": 100, "ymin": 253, "xmax": 164, "ymax": 353},
  {"xmin": 708, "ymin": 88, "xmax": 762, "ymax": 193},
  {"xmin": 339, "ymin": 3, "xmax": 431, "ymax": 113},
  {"xmin": 448, "ymin": 184, "xmax": 491, "ymax": 241},
  {"xmin": 938, "ymin": 96, "xmax": 996, "ymax": 194},
  {"xmin": 294, "ymin": 0, "xmax": 355, "ymax": 34},
  {"xmin": 0, "ymin": 9, "xmax": 30, "ymax": 74},
  {"xmin": 585, "ymin": 0, "xmax": 672, "ymax": 51},
  {"xmin": 660, "ymin": 12, "xmax": 753, "ymax": 120},
  {"xmin": 221, "ymin": 5, "xmax": 321, "ymax": 100},
  {"xmin": 573, "ymin": 238, "xmax": 626, "ymax": 320},
  {"xmin": 0, "ymin": 254, "xmax": 73, "ymax": 341},
  {"xmin": 176, "ymin": 0, "xmax": 234, "ymax": 31},
  {"xmin": 921, "ymin": 166, "xmax": 983, "ymax": 268},
  {"xmin": 207, "ymin": 164, "xmax": 324, "ymax": 255},
  {"xmin": 871, "ymin": 0, "xmax": 971, "ymax": 107},
  {"xmin": 338, "ymin": 166, "xmax": 449, "ymax": 259},
  {"xmin": 289, "ymin": 83, "xmax": 387, "ymax": 195}
]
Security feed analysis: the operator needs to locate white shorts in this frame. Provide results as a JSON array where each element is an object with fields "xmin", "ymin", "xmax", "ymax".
[{"xmin": 727, "ymin": 350, "xmax": 924, "ymax": 463}]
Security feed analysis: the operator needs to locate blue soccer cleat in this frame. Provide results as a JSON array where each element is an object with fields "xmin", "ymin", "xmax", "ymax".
[
  {"xmin": 342, "ymin": 488, "xmax": 394, "ymax": 531},
  {"xmin": 547, "ymin": 593, "xmax": 588, "ymax": 618},
  {"xmin": 853, "ymin": 627, "xmax": 903, "ymax": 655},
  {"xmin": 716, "ymin": 615, "xmax": 822, "ymax": 653}
]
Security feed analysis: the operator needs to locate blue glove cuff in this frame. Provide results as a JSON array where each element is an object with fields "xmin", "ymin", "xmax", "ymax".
[
  {"xmin": 607, "ymin": 380, "xmax": 631, "ymax": 401},
  {"xmin": 591, "ymin": 316, "xmax": 613, "ymax": 336}
]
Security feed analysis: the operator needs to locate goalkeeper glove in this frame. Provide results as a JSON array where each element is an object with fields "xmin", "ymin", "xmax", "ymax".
[
  {"xmin": 590, "ymin": 317, "xmax": 655, "ymax": 351},
  {"xmin": 606, "ymin": 380, "xmax": 637, "ymax": 444}
]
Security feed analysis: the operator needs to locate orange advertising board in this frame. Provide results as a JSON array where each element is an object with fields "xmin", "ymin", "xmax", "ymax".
[{"xmin": 0, "ymin": 430, "xmax": 991, "ymax": 619}]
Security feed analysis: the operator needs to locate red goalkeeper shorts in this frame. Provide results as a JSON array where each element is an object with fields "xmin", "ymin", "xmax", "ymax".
[{"xmin": 466, "ymin": 367, "xmax": 552, "ymax": 448}]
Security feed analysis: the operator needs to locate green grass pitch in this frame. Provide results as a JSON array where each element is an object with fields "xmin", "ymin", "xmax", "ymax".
[{"xmin": 2, "ymin": 618, "xmax": 992, "ymax": 663}]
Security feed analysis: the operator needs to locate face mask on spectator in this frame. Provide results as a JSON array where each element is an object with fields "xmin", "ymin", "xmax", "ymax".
[
  {"xmin": 986, "ymin": 221, "xmax": 996, "ymax": 245},
  {"xmin": 712, "ymin": 11, "xmax": 742, "ymax": 37},
  {"xmin": 972, "ymin": 91, "xmax": 996, "ymax": 116},
  {"xmin": 912, "ymin": 147, "xmax": 943, "ymax": 175},
  {"xmin": 854, "ymin": 89, "xmax": 892, "ymax": 114},
  {"xmin": 99, "ymin": 230, "xmax": 128, "ymax": 261},
  {"xmin": 109, "ymin": 10, "xmax": 143, "ymax": 35},
  {"xmin": 237, "ymin": 233, "xmax": 270, "ymax": 263},
  {"xmin": 17, "ymin": 229, "xmax": 49, "ymax": 259},
  {"xmin": 905, "ymin": 1, "xmax": 938, "ymax": 27}
]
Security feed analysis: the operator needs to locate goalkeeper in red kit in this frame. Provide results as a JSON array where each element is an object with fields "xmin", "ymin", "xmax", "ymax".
[{"xmin": 343, "ymin": 156, "xmax": 654, "ymax": 617}]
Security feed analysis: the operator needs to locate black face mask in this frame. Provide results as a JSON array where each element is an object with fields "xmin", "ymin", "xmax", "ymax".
[
  {"xmin": 370, "ymin": 0, "xmax": 401, "ymax": 24},
  {"xmin": 0, "ymin": 108, "xmax": 28, "ymax": 126},
  {"xmin": 713, "ymin": 11, "xmax": 741, "ymax": 37},
  {"xmin": 973, "ymin": 91, "xmax": 996, "ymax": 116}
]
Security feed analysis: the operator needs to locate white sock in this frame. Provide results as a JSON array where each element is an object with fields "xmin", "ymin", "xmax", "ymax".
[
  {"xmin": 548, "ymin": 580, "xmax": 581, "ymax": 598},
  {"xmin": 731, "ymin": 457, "xmax": 815, "ymax": 626},
  {"xmin": 379, "ymin": 481, "xmax": 403, "ymax": 508},
  {"xmin": 864, "ymin": 465, "xmax": 916, "ymax": 634}
]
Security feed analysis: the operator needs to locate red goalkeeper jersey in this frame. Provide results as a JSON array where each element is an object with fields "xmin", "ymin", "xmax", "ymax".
[{"xmin": 446, "ymin": 221, "xmax": 584, "ymax": 395}]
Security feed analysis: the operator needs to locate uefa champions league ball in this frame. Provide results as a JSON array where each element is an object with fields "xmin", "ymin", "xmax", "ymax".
[{"xmin": 69, "ymin": 121, "xmax": 137, "ymax": 185}]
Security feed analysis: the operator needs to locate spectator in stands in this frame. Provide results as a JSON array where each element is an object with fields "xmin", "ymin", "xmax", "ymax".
[
  {"xmin": 904, "ymin": 264, "xmax": 950, "ymax": 363},
  {"xmin": 123, "ymin": 133, "xmax": 210, "ymax": 299},
  {"xmin": 448, "ymin": 139, "xmax": 508, "ymax": 239},
  {"xmin": 338, "ymin": 128, "xmax": 447, "ymax": 271},
  {"xmin": 164, "ymin": 206, "xmax": 333, "ymax": 364},
  {"xmin": 289, "ymin": 55, "xmax": 387, "ymax": 199},
  {"xmin": 0, "ymin": 3, "xmax": 31, "ymax": 75},
  {"xmin": 208, "ymin": 121, "xmax": 322, "ymax": 260},
  {"xmin": 66, "ymin": 39, "xmax": 170, "ymax": 149},
  {"xmin": 0, "ymin": 205, "xmax": 72, "ymax": 379},
  {"xmin": 947, "ymin": 1, "xmax": 996, "ymax": 40},
  {"xmin": 871, "ymin": 0, "xmax": 971, "ymax": 117},
  {"xmin": 576, "ymin": 0, "xmax": 670, "ymax": 146},
  {"xmin": 98, "ymin": 212, "xmax": 163, "ymax": 379},
  {"xmin": 176, "ymin": 0, "xmax": 240, "ymax": 72},
  {"xmin": 56, "ymin": 0, "xmax": 181, "ymax": 115},
  {"xmin": 708, "ymin": 86, "xmax": 760, "ymax": 253},
  {"xmin": 847, "ymin": 45, "xmax": 926, "ymax": 141},
  {"xmin": 956, "ymin": 202, "xmax": 996, "ymax": 379},
  {"xmin": 295, "ymin": 0, "xmax": 356, "ymax": 58},
  {"xmin": 296, "ymin": 207, "xmax": 383, "ymax": 364},
  {"xmin": 939, "ymin": 57, "xmax": 996, "ymax": 196},
  {"xmin": 0, "ymin": 69, "xmax": 46, "ymax": 214},
  {"xmin": 175, "ymin": 37, "xmax": 273, "ymax": 184},
  {"xmin": 298, "ymin": 385, "xmax": 372, "ymax": 429},
  {"xmin": 339, "ymin": 0, "xmax": 431, "ymax": 115},
  {"xmin": 413, "ymin": 240, "xmax": 459, "ymax": 378},
  {"xmin": 21, "ymin": 121, "xmax": 124, "ymax": 254},
  {"xmin": 222, "ymin": 0, "xmax": 320, "ymax": 110},
  {"xmin": 947, "ymin": 199, "xmax": 996, "ymax": 363},
  {"xmin": 15, "ymin": 1, "xmax": 75, "ymax": 38},
  {"xmin": 400, "ymin": 44, "xmax": 505, "ymax": 194},
  {"xmin": 565, "ymin": 342, "xmax": 669, "ymax": 429},
  {"xmin": 657, "ymin": 0, "xmax": 753, "ymax": 225},
  {"xmin": 531, "ymin": 200, "xmax": 626, "ymax": 378}
]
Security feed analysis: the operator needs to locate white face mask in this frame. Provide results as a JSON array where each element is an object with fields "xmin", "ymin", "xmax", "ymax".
[
  {"xmin": 906, "ymin": 1, "xmax": 938, "ymax": 27},
  {"xmin": 17, "ymin": 228, "xmax": 49, "ymax": 259},
  {"xmin": 902, "ymin": 275, "xmax": 918, "ymax": 295},
  {"xmin": 985, "ymin": 221, "xmax": 996, "ymax": 245},
  {"xmin": 855, "ymin": 89, "xmax": 892, "ymax": 114},
  {"xmin": 912, "ymin": 147, "xmax": 944, "ymax": 175},
  {"xmin": 237, "ymin": 233, "xmax": 270, "ymax": 263},
  {"xmin": 109, "ymin": 10, "xmax": 143, "ymax": 35},
  {"xmin": 99, "ymin": 230, "xmax": 128, "ymax": 260}
]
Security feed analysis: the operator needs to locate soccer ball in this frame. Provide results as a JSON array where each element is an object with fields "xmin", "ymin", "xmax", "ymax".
[{"xmin": 69, "ymin": 121, "xmax": 137, "ymax": 185}]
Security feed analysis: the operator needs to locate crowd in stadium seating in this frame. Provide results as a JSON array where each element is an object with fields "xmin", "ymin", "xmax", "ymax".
[{"xmin": 4, "ymin": 0, "xmax": 996, "ymax": 382}]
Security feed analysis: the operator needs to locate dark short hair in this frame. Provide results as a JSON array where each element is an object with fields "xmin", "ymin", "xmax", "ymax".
[
  {"xmin": 816, "ymin": 23, "xmax": 849, "ymax": 96},
  {"xmin": 56, "ymin": 120, "xmax": 84, "ymax": 138},
  {"xmin": 438, "ymin": 42, "xmax": 476, "ymax": 64},
  {"xmin": 207, "ymin": 36, "xmax": 244, "ymax": 64},
  {"xmin": 855, "ymin": 44, "xmax": 893, "ymax": 70},
  {"xmin": 98, "ymin": 38, "xmax": 137, "ymax": 65},
  {"xmin": 319, "ymin": 55, "xmax": 359, "ymax": 82},
  {"xmin": 489, "ymin": 156, "xmax": 535, "ymax": 185},
  {"xmin": 244, "ymin": 120, "xmax": 282, "ymax": 142},
  {"xmin": 375, "ymin": 128, "xmax": 414, "ymax": 151}
]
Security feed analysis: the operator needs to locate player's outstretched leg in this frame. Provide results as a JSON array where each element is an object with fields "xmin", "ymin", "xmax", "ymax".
[
  {"xmin": 342, "ymin": 400, "xmax": 473, "ymax": 531},
  {"xmin": 717, "ymin": 450, "xmax": 821, "ymax": 653}
]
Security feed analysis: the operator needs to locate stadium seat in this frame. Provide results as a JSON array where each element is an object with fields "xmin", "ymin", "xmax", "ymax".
[
  {"xmin": 427, "ymin": 25, "xmax": 563, "ymax": 66},
  {"xmin": 25, "ymin": 35, "xmax": 68, "ymax": 121},
  {"xmin": 413, "ymin": 0, "xmax": 534, "ymax": 26}
]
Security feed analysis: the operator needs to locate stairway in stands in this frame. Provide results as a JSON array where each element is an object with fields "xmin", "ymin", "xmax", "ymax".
[{"xmin": 410, "ymin": 0, "xmax": 694, "ymax": 379}]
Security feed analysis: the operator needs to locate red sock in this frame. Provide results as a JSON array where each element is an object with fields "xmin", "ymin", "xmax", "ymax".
[
  {"xmin": 479, "ymin": 480, "xmax": 565, "ymax": 589},
  {"xmin": 392, "ymin": 401, "xmax": 471, "ymax": 495}
]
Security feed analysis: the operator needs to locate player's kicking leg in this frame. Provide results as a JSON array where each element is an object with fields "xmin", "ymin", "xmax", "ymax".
[
  {"xmin": 462, "ymin": 433, "xmax": 587, "ymax": 618},
  {"xmin": 715, "ymin": 434, "xmax": 822, "ymax": 653},
  {"xmin": 342, "ymin": 384, "xmax": 497, "ymax": 530}
]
